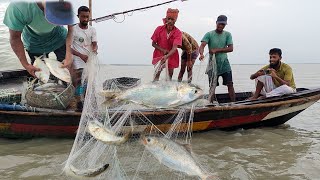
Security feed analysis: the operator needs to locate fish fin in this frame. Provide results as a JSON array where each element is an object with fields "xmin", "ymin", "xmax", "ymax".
[
  {"xmin": 99, "ymin": 90, "xmax": 120, "ymax": 98},
  {"xmin": 34, "ymin": 55, "xmax": 43, "ymax": 60},
  {"xmin": 116, "ymin": 131, "xmax": 132, "ymax": 145},
  {"xmin": 168, "ymin": 99, "xmax": 180, "ymax": 107},
  {"xmin": 177, "ymin": 142, "xmax": 193, "ymax": 153}
]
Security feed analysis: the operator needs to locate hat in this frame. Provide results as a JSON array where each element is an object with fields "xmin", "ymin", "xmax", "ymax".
[
  {"xmin": 45, "ymin": 1, "xmax": 74, "ymax": 25},
  {"xmin": 166, "ymin": 8, "xmax": 179, "ymax": 20},
  {"xmin": 216, "ymin": 15, "xmax": 227, "ymax": 25}
]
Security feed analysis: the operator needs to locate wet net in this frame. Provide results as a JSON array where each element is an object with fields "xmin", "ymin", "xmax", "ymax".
[{"xmin": 64, "ymin": 54, "xmax": 218, "ymax": 179}]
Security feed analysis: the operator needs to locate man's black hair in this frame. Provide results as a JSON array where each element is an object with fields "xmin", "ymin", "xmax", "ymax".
[
  {"xmin": 78, "ymin": 6, "xmax": 90, "ymax": 15},
  {"xmin": 269, "ymin": 48, "xmax": 282, "ymax": 57}
]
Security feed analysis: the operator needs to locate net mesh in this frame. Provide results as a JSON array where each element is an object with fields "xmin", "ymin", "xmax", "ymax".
[{"xmin": 64, "ymin": 53, "xmax": 218, "ymax": 179}]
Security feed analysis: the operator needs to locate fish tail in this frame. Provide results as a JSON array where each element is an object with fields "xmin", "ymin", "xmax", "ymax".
[
  {"xmin": 99, "ymin": 90, "xmax": 120, "ymax": 99},
  {"xmin": 117, "ymin": 131, "xmax": 132, "ymax": 144},
  {"xmin": 65, "ymin": 163, "xmax": 109, "ymax": 177}
]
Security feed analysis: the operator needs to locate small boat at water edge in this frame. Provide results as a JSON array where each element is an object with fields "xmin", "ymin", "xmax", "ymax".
[{"xmin": 0, "ymin": 69, "xmax": 319, "ymax": 138}]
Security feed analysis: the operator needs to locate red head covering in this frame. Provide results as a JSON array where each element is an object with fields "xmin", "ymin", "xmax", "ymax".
[{"xmin": 166, "ymin": 8, "xmax": 179, "ymax": 20}]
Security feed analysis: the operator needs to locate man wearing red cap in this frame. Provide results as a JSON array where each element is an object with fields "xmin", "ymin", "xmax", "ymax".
[
  {"xmin": 151, "ymin": 8, "xmax": 182, "ymax": 81},
  {"xmin": 3, "ymin": 1, "xmax": 74, "ymax": 77}
]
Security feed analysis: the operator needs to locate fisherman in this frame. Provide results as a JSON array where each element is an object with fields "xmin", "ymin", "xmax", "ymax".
[
  {"xmin": 199, "ymin": 15, "xmax": 235, "ymax": 102},
  {"xmin": 3, "ymin": 1, "xmax": 74, "ymax": 77},
  {"xmin": 248, "ymin": 48, "xmax": 296, "ymax": 100},
  {"xmin": 177, "ymin": 32, "xmax": 200, "ymax": 83},
  {"xmin": 151, "ymin": 8, "xmax": 182, "ymax": 81},
  {"xmin": 71, "ymin": 6, "xmax": 98, "ymax": 110}
]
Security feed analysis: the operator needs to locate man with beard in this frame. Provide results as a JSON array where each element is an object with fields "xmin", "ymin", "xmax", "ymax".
[
  {"xmin": 71, "ymin": 6, "xmax": 98, "ymax": 110},
  {"xmin": 3, "ymin": 1, "xmax": 74, "ymax": 77},
  {"xmin": 199, "ymin": 15, "xmax": 235, "ymax": 103},
  {"xmin": 151, "ymin": 8, "xmax": 182, "ymax": 81},
  {"xmin": 249, "ymin": 48, "xmax": 296, "ymax": 100}
]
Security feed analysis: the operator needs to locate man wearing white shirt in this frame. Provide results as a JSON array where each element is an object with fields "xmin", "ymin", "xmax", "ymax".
[{"xmin": 71, "ymin": 6, "xmax": 98, "ymax": 109}]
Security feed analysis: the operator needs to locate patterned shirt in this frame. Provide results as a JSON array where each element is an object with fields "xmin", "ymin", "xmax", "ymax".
[{"xmin": 181, "ymin": 32, "xmax": 199, "ymax": 54}]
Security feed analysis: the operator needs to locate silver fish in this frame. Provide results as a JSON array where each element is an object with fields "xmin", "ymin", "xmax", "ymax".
[
  {"xmin": 87, "ymin": 121, "xmax": 131, "ymax": 145},
  {"xmin": 33, "ymin": 56, "xmax": 50, "ymax": 83},
  {"xmin": 34, "ymin": 83, "xmax": 66, "ymax": 92},
  {"xmin": 102, "ymin": 81, "xmax": 203, "ymax": 108},
  {"xmin": 44, "ymin": 57, "xmax": 71, "ymax": 83},
  {"xmin": 66, "ymin": 163, "xmax": 109, "ymax": 177},
  {"xmin": 142, "ymin": 136, "xmax": 217, "ymax": 180}
]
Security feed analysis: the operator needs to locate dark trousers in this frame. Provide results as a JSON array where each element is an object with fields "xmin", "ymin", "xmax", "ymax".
[{"xmin": 27, "ymin": 44, "xmax": 66, "ymax": 64}]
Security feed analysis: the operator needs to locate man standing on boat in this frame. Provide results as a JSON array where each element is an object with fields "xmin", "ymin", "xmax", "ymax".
[
  {"xmin": 249, "ymin": 48, "xmax": 296, "ymax": 100},
  {"xmin": 3, "ymin": 1, "xmax": 74, "ymax": 77},
  {"xmin": 199, "ymin": 15, "xmax": 235, "ymax": 103},
  {"xmin": 151, "ymin": 8, "xmax": 182, "ymax": 81},
  {"xmin": 71, "ymin": 6, "xmax": 98, "ymax": 110},
  {"xmin": 177, "ymin": 31, "xmax": 200, "ymax": 83}
]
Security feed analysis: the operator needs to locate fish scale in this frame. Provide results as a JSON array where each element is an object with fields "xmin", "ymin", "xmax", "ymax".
[{"xmin": 114, "ymin": 81, "xmax": 203, "ymax": 108}]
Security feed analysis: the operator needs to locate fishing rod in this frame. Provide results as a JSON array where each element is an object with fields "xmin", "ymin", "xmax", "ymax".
[{"xmin": 90, "ymin": 0, "xmax": 187, "ymax": 23}]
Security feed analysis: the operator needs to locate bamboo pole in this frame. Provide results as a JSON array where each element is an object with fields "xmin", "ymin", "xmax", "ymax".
[{"xmin": 89, "ymin": 0, "xmax": 92, "ymax": 26}]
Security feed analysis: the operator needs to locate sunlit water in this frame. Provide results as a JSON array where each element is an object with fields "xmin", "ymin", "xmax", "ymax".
[{"xmin": 1, "ymin": 2, "xmax": 320, "ymax": 180}]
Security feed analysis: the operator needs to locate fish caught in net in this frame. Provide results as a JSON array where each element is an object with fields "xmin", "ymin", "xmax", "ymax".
[{"xmin": 64, "ymin": 54, "xmax": 218, "ymax": 180}]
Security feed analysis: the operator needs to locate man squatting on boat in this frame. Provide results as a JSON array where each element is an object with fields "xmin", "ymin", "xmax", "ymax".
[{"xmin": 249, "ymin": 48, "xmax": 296, "ymax": 100}]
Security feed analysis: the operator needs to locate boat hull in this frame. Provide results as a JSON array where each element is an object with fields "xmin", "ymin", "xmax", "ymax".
[{"xmin": 1, "ymin": 69, "xmax": 319, "ymax": 138}]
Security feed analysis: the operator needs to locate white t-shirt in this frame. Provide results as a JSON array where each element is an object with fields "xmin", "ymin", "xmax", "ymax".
[{"xmin": 72, "ymin": 24, "xmax": 97, "ymax": 69}]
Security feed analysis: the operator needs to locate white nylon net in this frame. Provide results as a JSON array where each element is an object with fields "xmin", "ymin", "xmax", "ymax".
[{"xmin": 63, "ymin": 53, "xmax": 218, "ymax": 179}]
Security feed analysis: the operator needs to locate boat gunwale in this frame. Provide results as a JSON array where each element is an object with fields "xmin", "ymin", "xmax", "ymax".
[{"xmin": 1, "ymin": 89, "xmax": 319, "ymax": 116}]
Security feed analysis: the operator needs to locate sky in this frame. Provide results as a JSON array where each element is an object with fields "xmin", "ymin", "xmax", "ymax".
[{"xmin": 2, "ymin": 0, "xmax": 320, "ymax": 65}]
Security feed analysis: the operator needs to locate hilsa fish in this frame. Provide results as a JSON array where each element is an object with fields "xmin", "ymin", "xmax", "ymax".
[
  {"xmin": 101, "ymin": 81, "xmax": 203, "ymax": 108},
  {"xmin": 44, "ymin": 57, "xmax": 71, "ymax": 83},
  {"xmin": 34, "ymin": 83, "xmax": 66, "ymax": 92},
  {"xmin": 141, "ymin": 136, "xmax": 217, "ymax": 180},
  {"xmin": 87, "ymin": 121, "xmax": 131, "ymax": 145},
  {"xmin": 65, "ymin": 163, "xmax": 109, "ymax": 177},
  {"xmin": 33, "ymin": 56, "xmax": 50, "ymax": 83}
]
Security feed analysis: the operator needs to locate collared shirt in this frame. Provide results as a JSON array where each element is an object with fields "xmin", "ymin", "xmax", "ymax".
[
  {"xmin": 3, "ymin": 2, "xmax": 67, "ymax": 53},
  {"xmin": 201, "ymin": 30, "xmax": 233, "ymax": 75},
  {"xmin": 181, "ymin": 32, "xmax": 199, "ymax": 54},
  {"xmin": 261, "ymin": 62, "xmax": 296, "ymax": 89},
  {"xmin": 151, "ymin": 25, "xmax": 182, "ymax": 69}
]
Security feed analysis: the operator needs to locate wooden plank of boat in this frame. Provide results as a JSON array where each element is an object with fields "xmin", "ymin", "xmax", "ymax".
[{"xmin": 0, "ymin": 69, "xmax": 320, "ymax": 138}]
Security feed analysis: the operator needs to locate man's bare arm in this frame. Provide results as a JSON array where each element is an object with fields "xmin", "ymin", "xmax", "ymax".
[
  {"xmin": 92, "ymin": 42, "xmax": 98, "ymax": 53},
  {"xmin": 61, "ymin": 25, "xmax": 73, "ymax": 68},
  {"xmin": 199, "ymin": 41, "xmax": 207, "ymax": 60},
  {"xmin": 9, "ymin": 29, "xmax": 39, "ymax": 76}
]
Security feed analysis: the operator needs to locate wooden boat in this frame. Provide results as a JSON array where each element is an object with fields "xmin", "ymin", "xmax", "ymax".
[{"xmin": 0, "ymin": 69, "xmax": 319, "ymax": 138}]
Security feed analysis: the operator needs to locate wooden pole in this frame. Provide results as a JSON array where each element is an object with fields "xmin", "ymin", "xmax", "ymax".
[{"xmin": 89, "ymin": 0, "xmax": 92, "ymax": 26}]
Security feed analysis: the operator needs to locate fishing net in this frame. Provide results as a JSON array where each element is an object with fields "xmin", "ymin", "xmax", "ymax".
[
  {"xmin": 64, "ymin": 53, "xmax": 217, "ymax": 179},
  {"xmin": 0, "ymin": 88, "xmax": 21, "ymax": 104}
]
